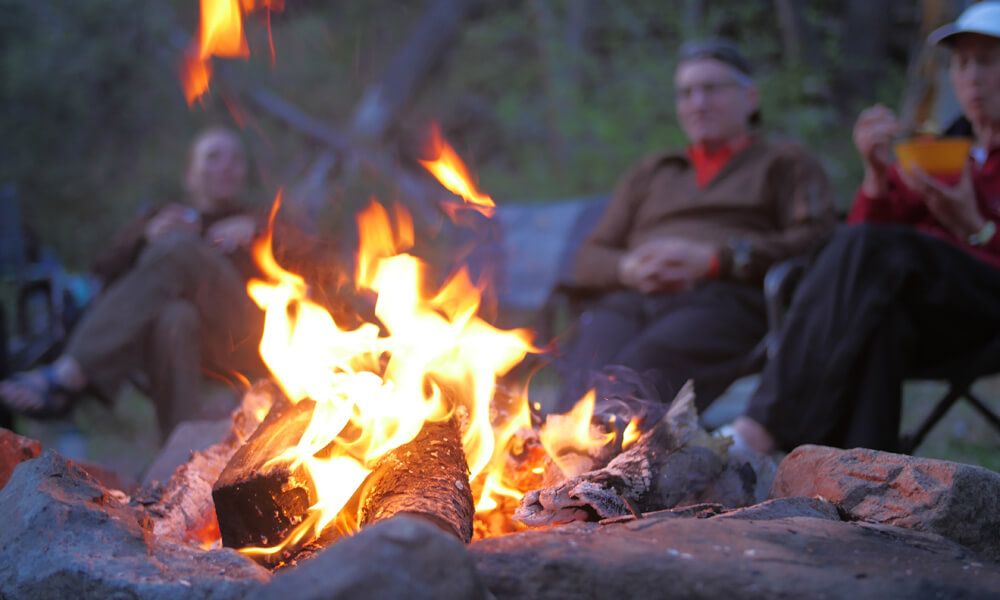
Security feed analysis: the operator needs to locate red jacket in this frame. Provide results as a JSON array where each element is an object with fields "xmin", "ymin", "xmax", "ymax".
[{"xmin": 848, "ymin": 148, "xmax": 1000, "ymax": 270}]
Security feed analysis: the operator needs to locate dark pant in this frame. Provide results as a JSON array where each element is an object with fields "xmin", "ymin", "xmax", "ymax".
[
  {"xmin": 746, "ymin": 224, "xmax": 1000, "ymax": 452},
  {"xmin": 556, "ymin": 281, "xmax": 766, "ymax": 413},
  {"xmin": 66, "ymin": 234, "xmax": 264, "ymax": 439}
]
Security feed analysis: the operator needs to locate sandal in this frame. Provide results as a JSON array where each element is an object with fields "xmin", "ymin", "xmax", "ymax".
[{"xmin": 0, "ymin": 365, "xmax": 77, "ymax": 419}]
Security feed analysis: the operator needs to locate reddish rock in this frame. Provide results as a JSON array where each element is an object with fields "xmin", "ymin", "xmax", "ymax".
[
  {"xmin": 770, "ymin": 445, "xmax": 1000, "ymax": 561},
  {"xmin": 0, "ymin": 428, "xmax": 41, "ymax": 491}
]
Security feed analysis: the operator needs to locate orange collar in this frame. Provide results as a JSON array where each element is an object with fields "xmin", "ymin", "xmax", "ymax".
[{"xmin": 688, "ymin": 136, "xmax": 751, "ymax": 189}]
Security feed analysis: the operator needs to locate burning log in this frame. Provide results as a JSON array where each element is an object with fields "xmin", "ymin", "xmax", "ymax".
[
  {"xmin": 360, "ymin": 419, "xmax": 474, "ymax": 542},
  {"xmin": 212, "ymin": 393, "xmax": 317, "ymax": 553}
]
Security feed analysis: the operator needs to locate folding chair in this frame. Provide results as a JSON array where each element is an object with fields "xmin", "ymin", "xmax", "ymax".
[{"xmin": 756, "ymin": 255, "xmax": 1000, "ymax": 454}]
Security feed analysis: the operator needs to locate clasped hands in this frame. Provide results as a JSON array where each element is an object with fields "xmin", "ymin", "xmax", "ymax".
[
  {"xmin": 618, "ymin": 237, "xmax": 717, "ymax": 293},
  {"xmin": 145, "ymin": 203, "xmax": 256, "ymax": 253}
]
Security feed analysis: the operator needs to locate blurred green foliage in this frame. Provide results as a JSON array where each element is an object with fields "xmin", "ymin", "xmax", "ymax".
[{"xmin": 2, "ymin": 0, "xmax": 913, "ymax": 269}]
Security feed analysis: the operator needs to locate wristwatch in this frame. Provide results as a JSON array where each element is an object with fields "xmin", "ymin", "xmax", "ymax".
[{"xmin": 969, "ymin": 221, "xmax": 997, "ymax": 247}]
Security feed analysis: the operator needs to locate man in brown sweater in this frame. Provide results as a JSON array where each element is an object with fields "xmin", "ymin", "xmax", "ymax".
[
  {"xmin": 0, "ymin": 127, "xmax": 266, "ymax": 441},
  {"xmin": 557, "ymin": 39, "xmax": 835, "ymax": 412}
]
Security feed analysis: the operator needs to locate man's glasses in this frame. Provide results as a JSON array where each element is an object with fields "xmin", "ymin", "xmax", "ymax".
[{"xmin": 674, "ymin": 79, "xmax": 746, "ymax": 102}]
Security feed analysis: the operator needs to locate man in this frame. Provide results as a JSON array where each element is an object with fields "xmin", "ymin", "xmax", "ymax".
[
  {"xmin": 0, "ymin": 127, "xmax": 267, "ymax": 440},
  {"xmin": 732, "ymin": 2, "xmax": 1000, "ymax": 454},
  {"xmin": 557, "ymin": 39, "xmax": 835, "ymax": 412}
]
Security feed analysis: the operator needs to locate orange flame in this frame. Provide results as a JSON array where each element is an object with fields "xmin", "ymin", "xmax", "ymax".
[
  {"xmin": 180, "ymin": 0, "xmax": 283, "ymax": 106},
  {"xmin": 539, "ymin": 390, "xmax": 615, "ymax": 476},
  {"xmin": 419, "ymin": 124, "xmax": 496, "ymax": 218},
  {"xmin": 622, "ymin": 416, "xmax": 641, "ymax": 450}
]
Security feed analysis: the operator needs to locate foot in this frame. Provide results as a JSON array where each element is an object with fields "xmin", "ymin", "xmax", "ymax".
[{"xmin": 0, "ymin": 358, "xmax": 85, "ymax": 418}]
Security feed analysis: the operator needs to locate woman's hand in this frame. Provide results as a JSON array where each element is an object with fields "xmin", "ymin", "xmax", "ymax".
[
  {"xmin": 853, "ymin": 104, "xmax": 902, "ymax": 197},
  {"xmin": 145, "ymin": 204, "xmax": 201, "ymax": 242},
  {"xmin": 206, "ymin": 215, "xmax": 256, "ymax": 253},
  {"xmin": 899, "ymin": 163, "xmax": 987, "ymax": 240}
]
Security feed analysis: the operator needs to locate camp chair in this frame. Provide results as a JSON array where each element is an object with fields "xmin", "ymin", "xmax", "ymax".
[
  {"xmin": 758, "ymin": 256, "xmax": 1000, "ymax": 455},
  {"xmin": 0, "ymin": 185, "xmax": 92, "ymax": 374}
]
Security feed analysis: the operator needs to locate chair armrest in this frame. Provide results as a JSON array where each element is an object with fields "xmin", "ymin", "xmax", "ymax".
[{"xmin": 762, "ymin": 256, "xmax": 810, "ymax": 357}]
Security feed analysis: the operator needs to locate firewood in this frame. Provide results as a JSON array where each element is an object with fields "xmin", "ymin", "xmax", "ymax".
[
  {"xmin": 145, "ymin": 380, "xmax": 279, "ymax": 545},
  {"xmin": 212, "ymin": 392, "xmax": 317, "ymax": 554},
  {"xmin": 360, "ymin": 419, "xmax": 474, "ymax": 543}
]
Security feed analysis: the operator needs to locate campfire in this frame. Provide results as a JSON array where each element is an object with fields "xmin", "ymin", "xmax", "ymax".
[{"xmin": 142, "ymin": 0, "xmax": 774, "ymax": 568}]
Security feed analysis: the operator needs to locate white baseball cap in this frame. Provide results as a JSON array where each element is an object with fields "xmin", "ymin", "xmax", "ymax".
[{"xmin": 929, "ymin": 1, "xmax": 1000, "ymax": 46}]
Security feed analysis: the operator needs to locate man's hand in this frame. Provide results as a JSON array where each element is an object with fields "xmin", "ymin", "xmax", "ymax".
[
  {"xmin": 206, "ymin": 215, "xmax": 256, "ymax": 253},
  {"xmin": 618, "ymin": 238, "xmax": 717, "ymax": 293},
  {"xmin": 853, "ymin": 104, "xmax": 902, "ymax": 197},
  {"xmin": 899, "ymin": 163, "xmax": 987, "ymax": 241},
  {"xmin": 145, "ymin": 204, "xmax": 201, "ymax": 242}
]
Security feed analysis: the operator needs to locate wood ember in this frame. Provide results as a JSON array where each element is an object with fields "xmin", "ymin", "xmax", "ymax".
[
  {"xmin": 513, "ymin": 381, "xmax": 748, "ymax": 527},
  {"xmin": 212, "ymin": 393, "xmax": 317, "ymax": 555},
  {"xmin": 144, "ymin": 380, "xmax": 279, "ymax": 545},
  {"xmin": 360, "ymin": 419, "xmax": 474, "ymax": 543}
]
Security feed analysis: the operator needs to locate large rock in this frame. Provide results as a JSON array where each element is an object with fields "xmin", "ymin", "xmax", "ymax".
[
  {"xmin": 770, "ymin": 445, "xmax": 1000, "ymax": 561},
  {"xmin": 0, "ymin": 428, "xmax": 41, "ymax": 491},
  {"xmin": 0, "ymin": 450, "xmax": 270, "ymax": 600},
  {"xmin": 470, "ymin": 498, "xmax": 1000, "ymax": 599},
  {"xmin": 248, "ymin": 515, "xmax": 489, "ymax": 600}
]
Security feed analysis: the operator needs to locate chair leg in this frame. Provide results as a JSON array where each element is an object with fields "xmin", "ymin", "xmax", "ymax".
[
  {"xmin": 963, "ymin": 391, "xmax": 1000, "ymax": 436},
  {"xmin": 899, "ymin": 385, "xmax": 965, "ymax": 454}
]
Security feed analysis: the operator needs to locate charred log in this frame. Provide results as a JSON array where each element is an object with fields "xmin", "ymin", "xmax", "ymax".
[
  {"xmin": 212, "ymin": 392, "xmax": 316, "ymax": 553},
  {"xmin": 360, "ymin": 419, "xmax": 474, "ymax": 543}
]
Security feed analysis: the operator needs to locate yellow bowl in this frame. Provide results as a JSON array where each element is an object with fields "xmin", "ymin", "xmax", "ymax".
[{"xmin": 893, "ymin": 137, "xmax": 973, "ymax": 176}]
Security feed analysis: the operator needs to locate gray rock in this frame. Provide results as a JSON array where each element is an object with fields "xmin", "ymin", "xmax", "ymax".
[
  {"xmin": 0, "ymin": 450, "xmax": 269, "ymax": 600},
  {"xmin": 770, "ymin": 445, "xmax": 1000, "ymax": 561},
  {"xmin": 248, "ymin": 515, "xmax": 489, "ymax": 600},
  {"xmin": 471, "ymin": 507, "xmax": 1000, "ymax": 599}
]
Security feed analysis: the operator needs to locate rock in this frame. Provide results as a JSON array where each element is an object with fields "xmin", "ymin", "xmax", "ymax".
[
  {"xmin": 0, "ymin": 449, "xmax": 270, "ymax": 600},
  {"xmin": 713, "ymin": 496, "xmax": 841, "ymax": 522},
  {"xmin": 471, "ymin": 505, "xmax": 1000, "ymax": 599},
  {"xmin": 770, "ymin": 445, "xmax": 1000, "ymax": 561},
  {"xmin": 248, "ymin": 515, "xmax": 489, "ymax": 600},
  {"xmin": 0, "ymin": 428, "xmax": 41, "ymax": 491}
]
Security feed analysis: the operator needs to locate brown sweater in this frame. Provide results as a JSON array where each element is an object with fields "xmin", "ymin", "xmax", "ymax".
[{"xmin": 574, "ymin": 134, "xmax": 835, "ymax": 289}]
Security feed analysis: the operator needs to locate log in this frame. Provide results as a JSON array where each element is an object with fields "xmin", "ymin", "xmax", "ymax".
[
  {"xmin": 360, "ymin": 419, "xmax": 474, "ymax": 543},
  {"xmin": 212, "ymin": 392, "xmax": 317, "ymax": 555}
]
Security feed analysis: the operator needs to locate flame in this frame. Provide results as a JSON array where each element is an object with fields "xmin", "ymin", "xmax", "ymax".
[
  {"xmin": 622, "ymin": 417, "xmax": 641, "ymax": 450},
  {"xmin": 180, "ymin": 0, "xmax": 283, "ymax": 106},
  {"xmin": 538, "ymin": 390, "xmax": 616, "ymax": 475},
  {"xmin": 242, "ymin": 189, "xmax": 534, "ymax": 556},
  {"xmin": 419, "ymin": 124, "xmax": 496, "ymax": 218}
]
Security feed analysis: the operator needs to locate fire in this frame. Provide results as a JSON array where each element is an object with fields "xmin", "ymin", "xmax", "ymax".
[
  {"xmin": 622, "ymin": 417, "xmax": 641, "ymax": 450},
  {"xmin": 241, "ymin": 187, "xmax": 535, "ymax": 555},
  {"xmin": 230, "ymin": 128, "xmax": 640, "ymax": 555},
  {"xmin": 539, "ymin": 390, "xmax": 615, "ymax": 475},
  {"xmin": 180, "ymin": 0, "xmax": 283, "ymax": 106},
  {"xmin": 419, "ymin": 124, "xmax": 496, "ymax": 218}
]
